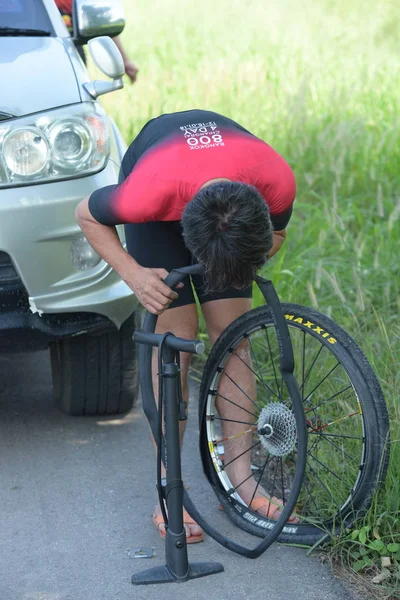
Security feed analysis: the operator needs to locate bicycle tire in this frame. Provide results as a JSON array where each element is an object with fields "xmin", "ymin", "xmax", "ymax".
[{"xmin": 199, "ymin": 304, "xmax": 390, "ymax": 545}]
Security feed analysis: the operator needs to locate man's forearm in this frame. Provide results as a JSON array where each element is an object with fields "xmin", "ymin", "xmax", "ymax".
[{"xmin": 113, "ymin": 35, "xmax": 128, "ymax": 62}]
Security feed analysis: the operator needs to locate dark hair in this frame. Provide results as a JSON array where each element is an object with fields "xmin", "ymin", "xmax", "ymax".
[{"xmin": 181, "ymin": 181, "xmax": 273, "ymax": 292}]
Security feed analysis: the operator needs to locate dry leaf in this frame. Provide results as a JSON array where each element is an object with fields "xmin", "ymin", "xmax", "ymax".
[{"xmin": 372, "ymin": 568, "xmax": 391, "ymax": 584}]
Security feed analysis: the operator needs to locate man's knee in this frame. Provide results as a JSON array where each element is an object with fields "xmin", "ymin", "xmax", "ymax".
[
  {"xmin": 155, "ymin": 304, "xmax": 199, "ymax": 373},
  {"xmin": 156, "ymin": 304, "xmax": 198, "ymax": 334},
  {"xmin": 203, "ymin": 298, "xmax": 252, "ymax": 345}
]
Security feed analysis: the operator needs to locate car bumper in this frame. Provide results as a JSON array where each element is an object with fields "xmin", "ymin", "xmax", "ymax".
[
  {"xmin": 0, "ymin": 161, "xmax": 137, "ymax": 332},
  {"xmin": 0, "ymin": 252, "xmax": 120, "ymax": 351}
]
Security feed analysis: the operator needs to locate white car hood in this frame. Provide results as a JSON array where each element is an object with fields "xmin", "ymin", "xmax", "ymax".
[{"xmin": 0, "ymin": 37, "xmax": 81, "ymax": 118}]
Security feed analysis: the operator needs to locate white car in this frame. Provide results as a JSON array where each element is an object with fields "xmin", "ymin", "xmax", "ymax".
[{"xmin": 0, "ymin": 0, "xmax": 139, "ymax": 415}]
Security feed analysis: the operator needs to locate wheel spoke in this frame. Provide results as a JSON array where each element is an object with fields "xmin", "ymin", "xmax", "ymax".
[
  {"xmin": 223, "ymin": 440, "xmax": 262, "ymax": 469},
  {"xmin": 309, "ymin": 431, "xmax": 363, "ymax": 441},
  {"xmin": 234, "ymin": 467, "xmax": 264, "ymax": 491},
  {"xmin": 302, "ymin": 478, "xmax": 321, "ymax": 513},
  {"xmin": 303, "ymin": 361, "xmax": 340, "ymax": 404},
  {"xmin": 249, "ymin": 454, "xmax": 273, "ymax": 505},
  {"xmin": 213, "ymin": 416, "xmax": 256, "ymax": 427},
  {"xmin": 316, "ymin": 433, "xmax": 361, "ymax": 465},
  {"xmin": 264, "ymin": 327, "xmax": 281, "ymax": 398},
  {"xmin": 307, "ymin": 451, "xmax": 352, "ymax": 488},
  {"xmin": 216, "ymin": 392, "xmax": 258, "ymax": 419},
  {"xmin": 218, "ymin": 427, "xmax": 257, "ymax": 443},
  {"xmin": 310, "ymin": 410, "xmax": 361, "ymax": 432},
  {"xmin": 248, "ymin": 335, "xmax": 274, "ymax": 399},
  {"xmin": 300, "ymin": 345, "xmax": 324, "ymax": 397},
  {"xmin": 267, "ymin": 456, "xmax": 279, "ymax": 518},
  {"xmin": 301, "ymin": 331, "xmax": 306, "ymax": 402},
  {"xmin": 230, "ymin": 350, "xmax": 280, "ymax": 401},
  {"xmin": 221, "ymin": 371, "xmax": 262, "ymax": 411},
  {"xmin": 280, "ymin": 457, "xmax": 286, "ymax": 505},
  {"xmin": 306, "ymin": 461, "xmax": 341, "ymax": 511},
  {"xmin": 307, "ymin": 384, "xmax": 353, "ymax": 412}
]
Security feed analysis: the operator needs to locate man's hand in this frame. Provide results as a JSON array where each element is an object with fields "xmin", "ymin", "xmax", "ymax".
[
  {"xmin": 124, "ymin": 266, "xmax": 182, "ymax": 315},
  {"xmin": 124, "ymin": 59, "xmax": 139, "ymax": 83}
]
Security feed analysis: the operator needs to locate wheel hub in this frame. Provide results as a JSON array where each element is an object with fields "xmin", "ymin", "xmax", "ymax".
[{"xmin": 257, "ymin": 403, "xmax": 297, "ymax": 457}]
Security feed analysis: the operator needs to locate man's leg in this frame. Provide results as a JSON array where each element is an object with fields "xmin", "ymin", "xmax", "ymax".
[
  {"xmin": 124, "ymin": 220, "xmax": 206, "ymax": 538},
  {"xmin": 150, "ymin": 303, "xmax": 203, "ymax": 540},
  {"xmin": 202, "ymin": 298, "xmax": 274, "ymax": 510}
]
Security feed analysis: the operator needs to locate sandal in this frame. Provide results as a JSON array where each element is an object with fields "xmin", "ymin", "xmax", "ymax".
[{"xmin": 152, "ymin": 509, "xmax": 204, "ymax": 544}]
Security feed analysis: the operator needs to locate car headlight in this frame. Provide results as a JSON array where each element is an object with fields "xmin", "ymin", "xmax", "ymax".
[
  {"xmin": 0, "ymin": 103, "xmax": 110, "ymax": 187},
  {"xmin": 3, "ymin": 128, "xmax": 49, "ymax": 176}
]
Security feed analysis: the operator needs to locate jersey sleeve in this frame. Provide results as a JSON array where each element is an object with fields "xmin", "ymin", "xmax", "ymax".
[
  {"xmin": 88, "ymin": 175, "xmax": 150, "ymax": 225},
  {"xmin": 88, "ymin": 170, "xmax": 181, "ymax": 225},
  {"xmin": 88, "ymin": 137, "xmax": 146, "ymax": 225},
  {"xmin": 88, "ymin": 184, "xmax": 120, "ymax": 225},
  {"xmin": 248, "ymin": 157, "xmax": 296, "ymax": 230},
  {"xmin": 270, "ymin": 204, "xmax": 293, "ymax": 230}
]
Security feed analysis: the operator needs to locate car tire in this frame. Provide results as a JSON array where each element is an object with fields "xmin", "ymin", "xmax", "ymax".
[{"xmin": 50, "ymin": 314, "xmax": 138, "ymax": 416}]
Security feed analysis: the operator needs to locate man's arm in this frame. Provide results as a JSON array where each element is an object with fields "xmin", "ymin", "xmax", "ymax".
[
  {"xmin": 269, "ymin": 229, "xmax": 287, "ymax": 258},
  {"xmin": 75, "ymin": 196, "xmax": 178, "ymax": 314},
  {"xmin": 112, "ymin": 35, "xmax": 139, "ymax": 83}
]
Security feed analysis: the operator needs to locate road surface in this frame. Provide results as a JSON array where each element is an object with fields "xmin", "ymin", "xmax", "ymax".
[{"xmin": 0, "ymin": 351, "xmax": 355, "ymax": 600}]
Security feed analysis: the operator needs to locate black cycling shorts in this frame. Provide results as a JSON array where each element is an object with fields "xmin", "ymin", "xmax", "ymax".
[{"xmin": 124, "ymin": 220, "xmax": 252, "ymax": 309}]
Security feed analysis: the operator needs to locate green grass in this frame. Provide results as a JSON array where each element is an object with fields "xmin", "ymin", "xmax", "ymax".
[{"xmin": 100, "ymin": 0, "xmax": 399, "ymax": 593}]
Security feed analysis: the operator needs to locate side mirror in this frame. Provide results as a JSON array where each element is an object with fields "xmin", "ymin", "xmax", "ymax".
[
  {"xmin": 73, "ymin": 0, "xmax": 125, "ymax": 42},
  {"xmin": 88, "ymin": 36, "xmax": 125, "ymax": 79},
  {"xmin": 84, "ymin": 36, "xmax": 125, "ymax": 98}
]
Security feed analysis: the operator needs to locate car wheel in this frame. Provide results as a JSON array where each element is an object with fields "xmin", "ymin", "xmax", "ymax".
[{"xmin": 50, "ymin": 314, "xmax": 138, "ymax": 416}]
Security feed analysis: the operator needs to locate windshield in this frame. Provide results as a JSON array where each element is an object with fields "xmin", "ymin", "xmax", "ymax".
[{"xmin": 0, "ymin": 0, "xmax": 53, "ymax": 33}]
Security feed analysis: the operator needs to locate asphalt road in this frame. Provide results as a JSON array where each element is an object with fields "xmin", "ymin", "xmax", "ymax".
[{"xmin": 0, "ymin": 350, "xmax": 356, "ymax": 600}]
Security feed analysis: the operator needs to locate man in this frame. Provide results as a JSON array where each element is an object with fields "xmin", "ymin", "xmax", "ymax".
[
  {"xmin": 76, "ymin": 109, "xmax": 296, "ymax": 543},
  {"xmin": 55, "ymin": 0, "xmax": 139, "ymax": 83}
]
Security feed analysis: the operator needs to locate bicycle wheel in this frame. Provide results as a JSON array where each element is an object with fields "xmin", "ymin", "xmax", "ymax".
[{"xmin": 199, "ymin": 303, "xmax": 390, "ymax": 545}]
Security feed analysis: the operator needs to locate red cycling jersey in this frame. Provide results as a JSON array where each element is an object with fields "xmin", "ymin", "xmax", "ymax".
[{"xmin": 89, "ymin": 109, "xmax": 296, "ymax": 231}]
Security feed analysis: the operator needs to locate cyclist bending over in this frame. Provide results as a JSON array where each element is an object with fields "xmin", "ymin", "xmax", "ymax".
[{"xmin": 76, "ymin": 109, "xmax": 296, "ymax": 544}]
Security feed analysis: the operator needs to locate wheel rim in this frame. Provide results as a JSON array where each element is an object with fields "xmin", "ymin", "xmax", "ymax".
[{"xmin": 203, "ymin": 319, "xmax": 367, "ymax": 533}]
